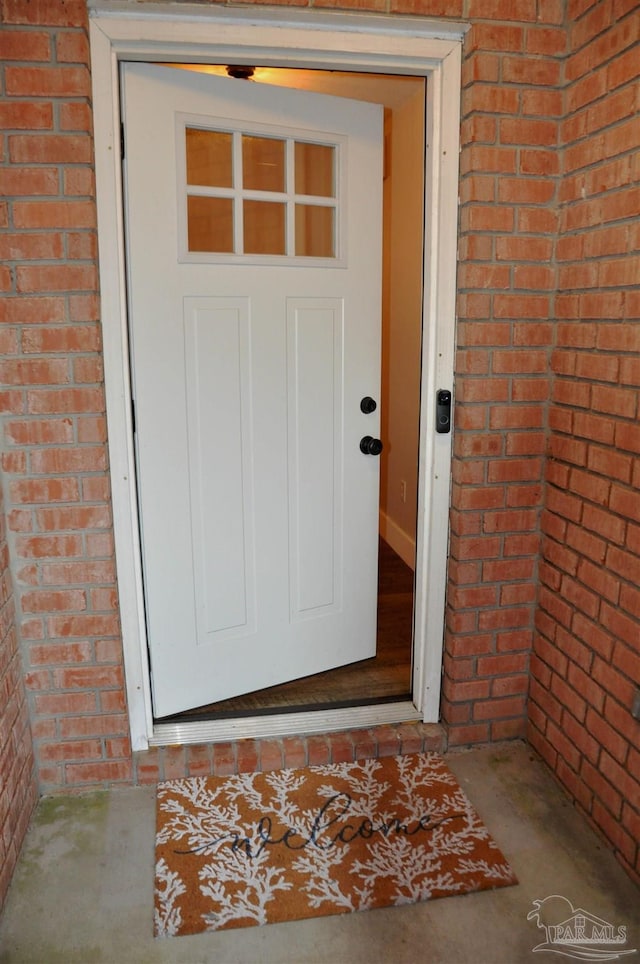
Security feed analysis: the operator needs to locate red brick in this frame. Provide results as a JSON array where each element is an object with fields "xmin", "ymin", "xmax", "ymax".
[
  {"xmin": 5, "ymin": 66, "xmax": 90, "ymax": 97},
  {"xmin": 0, "ymin": 358, "xmax": 69, "ymax": 386},
  {"xmin": 27, "ymin": 388, "xmax": 104, "ymax": 415},
  {"xmin": 64, "ymin": 169, "xmax": 95, "ymax": 197},
  {"xmin": 22, "ymin": 589, "xmax": 86, "ymax": 614},
  {"xmin": 599, "ymin": 752, "xmax": 640, "ymax": 815},
  {"xmin": 0, "ymin": 102, "xmax": 53, "ymax": 130},
  {"xmin": 585, "ymin": 709, "xmax": 629, "ymax": 765},
  {"xmin": 17, "ymin": 263, "xmax": 98, "ymax": 293},
  {"xmin": 0, "ymin": 168, "xmax": 58, "ymax": 198},
  {"xmin": 493, "ymin": 294, "xmax": 550, "ymax": 318},
  {"xmin": 461, "ymin": 52, "xmax": 500, "ymax": 85},
  {"xmin": 504, "ymin": 533, "xmax": 539, "ymax": 556},
  {"xmin": 491, "ymin": 717, "xmax": 527, "ymax": 740},
  {"xmin": 41, "ymin": 560, "xmax": 115, "ymax": 586},
  {"xmin": 608, "ymin": 43, "xmax": 640, "ymax": 90},
  {"xmin": 39, "ymin": 740, "xmax": 102, "ymax": 762},
  {"xmin": 30, "ymin": 447, "xmax": 107, "ymax": 475},
  {"xmin": 282, "ymin": 737, "xmax": 306, "ymax": 769},
  {"xmin": 212, "ymin": 743, "xmax": 236, "ymax": 777},
  {"xmin": 53, "ymin": 666, "xmax": 122, "ymax": 690},
  {"xmin": 307, "ymin": 735, "xmax": 330, "ymax": 766},
  {"xmin": 464, "ymin": 205, "xmax": 515, "ymax": 233},
  {"xmin": 498, "ymin": 176, "xmax": 555, "ymax": 206},
  {"xmin": 30, "ymin": 642, "xmax": 92, "ymax": 665},
  {"xmin": 330, "ymin": 733, "xmax": 355, "ymax": 763},
  {"xmin": 259, "ymin": 740, "xmax": 283, "ymax": 771},
  {"xmin": 16, "ymin": 534, "xmax": 83, "ymax": 560},
  {"xmin": 522, "ymin": 88, "xmax": 563, "ymax": 117},
  {"xmin": 2, "ymin": 451, "xmax": 26, "ymax": 474},
  {"xmin": 237, "ymin": 739, "xmax": 259, "ymax": 773},
  {"xmin": 0, "ymin": 29, "xmax": 51, "ymax": 60},
  {"xmin": 446, "ymin": 722, "xmax": 490, "ymax": 746},
  {"xmin": 593, "ymin": 658, "xmax": 636, "ymax": 714},
  {"xmin": 34, "ymin": 692, "xmax": 97, "ymax": 716},
  {"xmin": 13, "ymin": 200, "xmax": 95, "ymax": 230},
  {"xmin": 105, "ymin": 737, "xmax": 131, "ymax": 761},
  {"xmin": 9, "ymin": 134, "xmax": 93, "ymax": 165},
  {"xmin": 315, "ymin": 0, "xmax": 385, "ymax": 10},
  {"xmin": 611, "ymin": 639, "xmax": 640, "ymax": 686},
  {"xmin": 610, "ymin": 484, "xmax": 640, "ymax": 525},
  {"xmin": 466, "ymin": 22, "xmax": 525, "ymax": 53},
  {"xmin": 473, "ymin": 694, "xmax": 526, "ymax": 721},
  {"xmin": 526, "ymin": 25, "xmax": 566, "ymax": 55},
  {"xmin": 502, "ymin": 56, "xmax": 561, "ymax": 85},
  {"xmin": 2, "ymin": 1, "xmax": 89, "ymax": 26},
  {"xmin": 64, "ymin": 761, "xmax": 132, "ymax": 785},
  {"xmin": 468, "ymin": 0, "xmax": 537, "ymax": 18},
  {"xmin": 500, "ymin": 117, "xmax": 558, "ymax": 147},
  {"xmin": 539, "ymin": 584, "xmax": 573, "ymax": 631},
  {"xmin": 484, "ymin": 504, "xmax": 539, "ymax": 528},
  {"xmin": 47, "ymin": 614, "xmax": 119, "ymax": 638},
  {"xmin": 487, "ymin": 458, "xmax": 542, "ymax": 483}
]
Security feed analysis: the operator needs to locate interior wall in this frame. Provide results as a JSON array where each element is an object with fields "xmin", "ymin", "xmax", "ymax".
[
  {"xmin": 528, "ymin": 0, "xmax": 640, "ymax": 884},
  {"xmin": 379, "ymin": 89, "xmax": 425, "ymax": 570}
]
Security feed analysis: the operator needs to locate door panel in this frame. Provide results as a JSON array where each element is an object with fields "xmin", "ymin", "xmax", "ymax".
[
  {"xmin": 122, "ymin": 63, "xmax": 383, "ymax": 717},
  {"xmin": 287, "ymin": 298, "xmax": 343, "ymax": 617},
  {"xmin": 184, "ymin": 297, "xmax": 256, "ymax": 640}
]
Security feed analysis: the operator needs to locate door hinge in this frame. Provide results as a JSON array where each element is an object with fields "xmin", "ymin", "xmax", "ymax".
[
  {"xmin": 120, "ymin": 122, "xmax": 125, "ymax": 161},
  {"xmin": 131, "ymin": 397, "xmax": 136, "ymax": 434}
]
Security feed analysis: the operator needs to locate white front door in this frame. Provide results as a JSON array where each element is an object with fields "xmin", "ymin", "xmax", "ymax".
[{"xmin": 122, "ymin": 63, "xmax": 384, "ymax": 718}]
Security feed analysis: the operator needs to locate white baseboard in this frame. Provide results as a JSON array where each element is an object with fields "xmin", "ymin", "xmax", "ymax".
[{"xmin": 379, "ymin": 511, "xmax": 416, "ymax": 571}]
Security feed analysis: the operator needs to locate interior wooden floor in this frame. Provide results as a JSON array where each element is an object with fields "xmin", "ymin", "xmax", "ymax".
[{"xmin": 161, "ymin": 539, "xmax": 414, "ymax": 721}]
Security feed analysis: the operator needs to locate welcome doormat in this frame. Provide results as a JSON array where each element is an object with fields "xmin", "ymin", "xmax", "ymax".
[{"xmin": 154, "ymin": 752, "xmax": 517, "ymax": 938}]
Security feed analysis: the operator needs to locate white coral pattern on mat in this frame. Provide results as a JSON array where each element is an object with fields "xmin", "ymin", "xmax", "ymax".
[{"xmin": 154, "ymin": 754, "xmax": 515, "ymax": 936}]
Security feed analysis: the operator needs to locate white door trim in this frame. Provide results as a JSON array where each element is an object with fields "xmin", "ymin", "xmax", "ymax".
[{"xmin": 89, "ymin": 2, "xmax": 464, "ymax": 752}]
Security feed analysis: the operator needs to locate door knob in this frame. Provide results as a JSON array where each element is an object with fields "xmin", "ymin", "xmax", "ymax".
[
  {"xmin": 360, "ymin": 435, "xmax": 383, "ymax": 456},
  {"xmin": 360, "ymin": 396, "xmax": 377, "ymax": 414}
]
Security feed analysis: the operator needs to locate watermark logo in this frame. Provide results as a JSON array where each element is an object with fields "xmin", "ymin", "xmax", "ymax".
[{"xmin": 528, "ymin": 895, "xmax": 637, "ymax": 961}]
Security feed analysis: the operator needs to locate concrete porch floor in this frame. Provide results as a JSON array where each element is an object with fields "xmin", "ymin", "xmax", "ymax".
[{"xmin": 0, "ymin": 742, "xmax": 638, "ymax": 964}]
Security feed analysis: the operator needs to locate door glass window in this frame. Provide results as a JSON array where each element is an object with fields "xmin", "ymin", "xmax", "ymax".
[
  {"xmin": 295, "ymin": 141, "xmax": 335, "ymax": 197},
  {"xmin": 187, "ymin": 196, "xmax": 234, "ymax": 253},
  {"xmin": 182, "ymin": 121, "xmax": 340, "ymax": 262},
  {"xmin": 295, "ymin": 204, "xmax": 334, "ymax": 258},
  {"xmin": 242, "ymin": 135, "xmax": 285, "ymax": 193},
  {"xmin": 243, "ymin": 200, "xmax": 286, "ymax": 255},
  {"xmin": 186, "ymin": 128, "xmax": 233, "ymax": 188}
]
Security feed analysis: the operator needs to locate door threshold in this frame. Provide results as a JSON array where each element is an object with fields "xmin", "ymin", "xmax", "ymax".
[{"xmin": 150, "ymin": 700, "xmax": 421, "ymax": 747}]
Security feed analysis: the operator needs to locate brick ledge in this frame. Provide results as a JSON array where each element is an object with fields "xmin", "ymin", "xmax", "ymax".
[{"xmin": 133, "ymin": 722, "xmax": 447, "ymax": 784}]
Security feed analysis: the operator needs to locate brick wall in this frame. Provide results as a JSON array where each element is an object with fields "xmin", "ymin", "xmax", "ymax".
[
  {"xmin": 0, "ymin": 0, "xmax": 131, "ymax": 791},
  {"xmin": 0, "ymin": 474, "xmax": 37, "ymax": 908},
  {"xmin": 527, "ymin": 0, "xmax": 640, "ymax": 883},
  {"xmin": 0, "ymin": 0, "xmax": 638, "ymax": 889},
  {"xmin": 444, "ymin": 0, "xmax": 565, "ymax": 744},
  {"xmin": 0, "ymin": 0, "xmax": 562, "ymax": 792}
]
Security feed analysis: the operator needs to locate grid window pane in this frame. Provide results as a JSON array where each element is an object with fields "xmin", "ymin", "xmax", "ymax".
[
  {"xmin": 187, "ymin": 195, "xmax": 234, "ymax": 253},
  {"xmin": 242, "ymin": 136, "xmax": 285, "ymax": 193},
  {"xmin": 243, "ymin": 200, "xmax": 286, "ymax": 255},
  {"xmin": 295, "ymin": 142, "xmax": 335, "ymax": 198},
  {"xmin": 295, "ymin": 204, "xmax": 335, "ymax": 258},
  {"xmin": 186, "ymin": 128, "xmax": 233, "ymax": 188}
]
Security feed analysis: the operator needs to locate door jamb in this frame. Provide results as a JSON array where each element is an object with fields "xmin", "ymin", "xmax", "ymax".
[{"xmin": 89, "ymin": 2, "xmax": 464, "ymax": 751}]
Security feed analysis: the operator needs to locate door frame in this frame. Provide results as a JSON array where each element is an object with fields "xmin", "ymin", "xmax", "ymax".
[{"xmin": 89, "ymin": 2, "xmax": 465, "ymax": 751}]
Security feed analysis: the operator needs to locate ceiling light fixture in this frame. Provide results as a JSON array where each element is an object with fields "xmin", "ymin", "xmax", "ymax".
[{"xmin": 226, "ymin": 65, "xmax": 255, "ymax": 80}]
